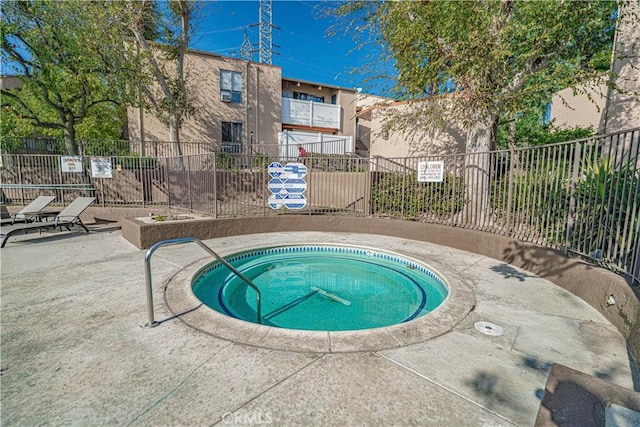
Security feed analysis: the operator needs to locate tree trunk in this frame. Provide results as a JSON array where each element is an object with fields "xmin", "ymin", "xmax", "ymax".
[
  {"xmin": 64, "ymin": 120, "xmax": 79, "ymax": 155},
  {"xmin": 460, "ymin": 113, "xmax": 495, "ymax": 226},
  {"xmin": 506, "ymin": 120, "xmax": 521, "ymax": 168},
  {"xmin": 169, "ymin": 113, "xmax": 184, "ymax": 170}
]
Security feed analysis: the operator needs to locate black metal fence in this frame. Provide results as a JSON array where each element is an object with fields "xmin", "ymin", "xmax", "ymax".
[{"xmin": 1, "ymin": 129, "xmax": 638, "ymax": 284}]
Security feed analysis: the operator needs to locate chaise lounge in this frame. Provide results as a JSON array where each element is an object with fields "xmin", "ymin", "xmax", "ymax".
[
  {"xmin": 0, "ymin": 195, "xmax": 57, "ymax": 225},
  {"xmin": 0, "ymin": 196, "xmax": 96, "ymax": 248}
]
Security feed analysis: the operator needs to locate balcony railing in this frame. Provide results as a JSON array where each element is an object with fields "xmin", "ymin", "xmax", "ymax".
[{"xmin": 281, "ymin": 98, "xmax": 341, "ymax": 130}]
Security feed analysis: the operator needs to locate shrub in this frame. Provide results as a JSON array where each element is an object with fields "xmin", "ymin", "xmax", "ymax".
[
  {"xmin": 371, "ymin": 172, "xmax": 466, "ymax": 219},
  {"xmin": 573, "ymin": 157, "xmax": 639, "ymax": 270}
]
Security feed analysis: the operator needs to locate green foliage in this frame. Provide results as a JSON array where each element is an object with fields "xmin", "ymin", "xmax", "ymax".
[
  {"xmin": 1, "ymin": 1, "xmax": 135, "ymax": 155},
  {"xmin": 574, "ymin": 157, "xmax": 639, "ymax": 269},
  {"xmin": 526, "ymin": 125, "xmax": 596, "ymax": 147},
  {"xmin": 75, "ymin": 104, "xmax": 127, "ymax": 141},
  {"xmin": 371, "ymin": 172, "xmax": 466, "ymax": 219},
  {"xmin": 215, "ymin": 152, "xmax": 243, "ymax": 171},
  {"xmin": 497, "ymin": 120, "xmax": 596, "ymax": 149},
  {"xmin": 492, "ymin": 165, "xmax": 570, "ymax": 244},
  {"xmin": 336, "ymin": 1, "xmax": 618, "ymax": 147},
  {"xmin": 1, "ymin": 100, "xmax": 126, "ymax": 142}
]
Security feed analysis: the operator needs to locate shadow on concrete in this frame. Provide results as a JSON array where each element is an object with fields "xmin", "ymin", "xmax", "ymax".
[
  {"xmin": 158, "ymin": 304, "xmax": 203, "ymax": 325},
  {"xmin": 489, "ymin": 263, "xmax": 539, "ymax": 282},
  {"xmin": 522, "ymin": 356, "xmax": 553, "ymax": 374},
  {"xmin": 465, "ymin": 370, "xmax": 523, "ymax": 413},
  {"xmin": 534, "ymin": 364, "xmax": 640, "ymax": 426},
  {"xmin": 500, "ymin": 241, "xmax": 592, "ymax": 280},
  {"xmin": 0, "ymin": 225, "xmax": 122, "ymax": 248},
  {"xmin": 628, "ymin": 347, "xmax": 640, "ymax": 392}
]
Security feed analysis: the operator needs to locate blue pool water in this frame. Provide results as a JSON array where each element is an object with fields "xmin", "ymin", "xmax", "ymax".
[{"xmin": 192, "ymin": 246, "xmax": 448, "ymax": 331}]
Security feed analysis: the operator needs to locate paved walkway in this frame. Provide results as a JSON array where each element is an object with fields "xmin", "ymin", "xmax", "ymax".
[{"xmin": 0, "ymin": 226, "xmax": 636, "ymax": 426}]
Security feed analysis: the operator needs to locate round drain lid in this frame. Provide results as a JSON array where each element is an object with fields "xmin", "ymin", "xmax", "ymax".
[{"xmin": 474, "ymin": 321, "xmax": 504, "ymax": 336}]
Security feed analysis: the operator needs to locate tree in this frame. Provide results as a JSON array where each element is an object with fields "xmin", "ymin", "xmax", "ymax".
[
  {"xmin": 0, "ymin": 0, "xmax": 132, "ymax": 155},
  {"xmin": 1, "ymin": 95, "xmax": 126, "ymax": 148},
  {"xmin": 120, "ymin": 0, "xmax": 199, "ymax": 159},
  {"xmin": 336, "ymin": 0, "xmax": 623, "ymax": 222}
]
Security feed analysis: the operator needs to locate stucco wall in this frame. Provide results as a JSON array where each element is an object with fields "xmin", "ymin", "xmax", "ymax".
[
  {"xmin": 282, "ymin": 79, "xmax": 357, "ymax": 141},
  {"xmin": 550, "ymin": 82, "xmax": 607, "ymax": 130},
  {"xmin": 358, "ymin": 102, "xmax": 466, "ymax": 158},
  {"xmin": 128, "ymin": 51, "xmax": 282, "ymax": 151},
  {"xmin": 601, "ymin": 1, "xmax": 640, "ymax": 134}
]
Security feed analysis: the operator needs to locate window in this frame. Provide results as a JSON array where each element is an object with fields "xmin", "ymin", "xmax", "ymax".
[
  {"xmin": 331, "ymin": 94, "xmax": 337, "ymax": 105},
  {"xmin": 293, "ymin": 91, "xmax": 324, "ymax": 103},
  {"xmin": 220, "ymin": 70, "xmax": 242, "ymax": 103},
  {"xmin": 221, "ymin": 122, "xmax": 243, "ymax": 153}
]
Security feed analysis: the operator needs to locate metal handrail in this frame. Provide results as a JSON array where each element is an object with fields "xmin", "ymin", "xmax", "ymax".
[{"xmin": 144, "ymin": 237, "xmax": 262, "ymax": 327}]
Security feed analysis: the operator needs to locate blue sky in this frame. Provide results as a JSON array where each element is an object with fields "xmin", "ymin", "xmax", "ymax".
[{"xmin": 190, "ymin": 0, "xmax": 378, "ymax": 92}]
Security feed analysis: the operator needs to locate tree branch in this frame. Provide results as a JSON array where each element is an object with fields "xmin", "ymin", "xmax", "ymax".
[{"xmin": 1, "ymin": 89, "xmax": 65, "ymax": 130}]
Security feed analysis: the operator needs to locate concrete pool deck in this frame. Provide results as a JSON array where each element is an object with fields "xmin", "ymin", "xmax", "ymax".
[{"xmin": 1, "ymin": 225, "xmax": 639, "ymax": 426}]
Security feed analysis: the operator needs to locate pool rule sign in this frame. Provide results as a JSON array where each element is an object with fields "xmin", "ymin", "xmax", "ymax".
[{"xmin": 267, "ymin": 162, "xmax": 308, "ymax": 210}]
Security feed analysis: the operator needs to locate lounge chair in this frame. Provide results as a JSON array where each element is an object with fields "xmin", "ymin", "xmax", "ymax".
[
  {"xmin": 1, "ymin": 197, "xmax": 95, "ymax": 248},
  {"xmin": 0, "ymin": 195, "xmax": 57, "ymax": 225}
]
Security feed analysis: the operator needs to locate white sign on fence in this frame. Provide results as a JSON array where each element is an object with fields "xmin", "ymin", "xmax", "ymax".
[
  {"xmin": 90, "ymin": 156, "xmax": 113, "ymax": 178},
  {"xmin": 267, "ymin": 162, "xmax": 307, "ymax": 210},
  {"xmin": 60, "ymin": 156, "xmax": 83, "ymax": 173},
  {"xmin": 417, "ymin": 161, "xmax": 445, "ymax": 182}
]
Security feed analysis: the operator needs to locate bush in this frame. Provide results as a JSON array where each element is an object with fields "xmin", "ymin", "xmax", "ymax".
[
  {"xmin": 492, "ymin": 165, "xmax": 570, "ymax": 243},
  {"xmin": 574, "ymin": 157, "xmax": 639, "ymax": 269},
  {"xmin": 372, "ymin": 172, "xmax": 466, "ymax": 219}
]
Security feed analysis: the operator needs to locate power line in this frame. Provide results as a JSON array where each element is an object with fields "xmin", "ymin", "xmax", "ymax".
[{"xmin": 198, "ymin": 25, "xmax": 249, "ymax": 36}]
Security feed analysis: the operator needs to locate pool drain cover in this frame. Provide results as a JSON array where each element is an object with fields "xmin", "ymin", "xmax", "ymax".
[{"xmin": 474, "ymin": 321, "xmax": 504, "ymax": 336}]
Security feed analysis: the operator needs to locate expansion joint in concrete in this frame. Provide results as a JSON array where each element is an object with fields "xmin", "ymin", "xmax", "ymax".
[
  {"xmin": 210, "ymin": 352, "xmax": 325, "ymax": 425},
  {"xmin": 126, "ymin": 342, "xmax": 235, "ymax": 426},
  {"xmin": 377, "ymin": 353, "xmax": 519, "ymax": 426}
]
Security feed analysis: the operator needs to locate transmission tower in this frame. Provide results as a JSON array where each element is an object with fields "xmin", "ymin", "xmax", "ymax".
[
  {"xmin": 258, "ymin": 0, "xmax": 275, "ymax": 64},
  {"xmin": 240, "ymin": 29, "xmax": 252, "ymax": 61}
]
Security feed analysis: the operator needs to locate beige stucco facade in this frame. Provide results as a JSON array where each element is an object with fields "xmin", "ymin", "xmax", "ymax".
[
  {"xmin": 601, "ymin": 0, "xmax": 640, "ymax": 134},
  {"xmin": 281, "ymin": 78, "xmax": 357, "ymax": 141},
  {"xmin": 357, "ymin": 97, "xmax": 466, "ymax": 158},
  {"xmin": 127, "ymin": 50, "xmax": 282, "ymax": 154},
  {"xmin": 550, "ymin": 82, "xmax": 608, "ymax": 130},
  {"xmin": 127, "ymin": 49, "xmax": 358, "ymax": 155}
]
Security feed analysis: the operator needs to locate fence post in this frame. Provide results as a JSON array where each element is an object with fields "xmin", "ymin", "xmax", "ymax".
[
  {"xmin": 165, "ymin": 158, "xmax": 171, "ymax": 210},
  {"xmin": 213, "ymin": 152, "xmax": 218, "ymax": 219},
  {"xmin": 17, "ymin": 156, "xmax": 24, "ymax": 206},
  {"xmin": 187, "ymin": 156, "xmax": 193, "ymax": 213},
  {"xmin": 450, "ymin": 155, "xmax": 457, "ymax": 227},
  {"xmin": 57, "ymin": 157, "xmax": 64, "ymax": 205},
  {"xmin": 140, "ymin": 156, "xmax": 145, "ymax": 208},
  {"xmin": 506, "ymin": 149, "xmax": 515, "ymax": 236},
  {"xmin": 401, "ymin": 157, "xmax": 407, "ymax": 220},
  {"xmin": 565, "ymin": 142, "xmax": 582, "ymax": 253}
]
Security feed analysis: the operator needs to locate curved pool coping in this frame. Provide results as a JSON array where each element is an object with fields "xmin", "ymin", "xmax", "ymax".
[
  {"xmin": 164, "ymin": 243, "xmax": 475, "ymax": 353},
  {"xmin": 124, "ymin": 215, "xmax": 640, "ymax": 360}
]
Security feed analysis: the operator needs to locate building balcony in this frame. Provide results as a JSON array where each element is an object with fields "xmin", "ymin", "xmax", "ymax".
[{"xmin": 281, "ymin": 98, "xmax": 341, "ymax": 131}]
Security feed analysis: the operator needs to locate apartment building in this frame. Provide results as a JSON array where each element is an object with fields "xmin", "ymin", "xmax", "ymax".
[
  {"xmin": 127, "ymin": 48, "xmax": 357, "ymax": 157},
  {"xmin": 279, "ymin": 78, "xmax": 357, "ymax": 156}
]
